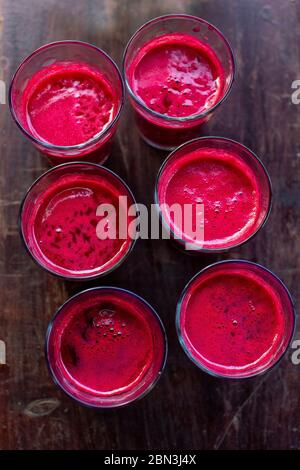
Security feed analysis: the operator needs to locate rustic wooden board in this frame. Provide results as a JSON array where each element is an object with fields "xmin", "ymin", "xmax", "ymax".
[{"xmin": 0, "ymin": 0, "xmax": 299, "ymax": 450}]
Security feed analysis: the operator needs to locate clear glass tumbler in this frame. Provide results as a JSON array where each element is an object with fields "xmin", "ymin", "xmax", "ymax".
[
  {"xmin": 46, "ymin": 287, "xmax": 168, "ymax": 407},
  {"xmin": 155, "ymin": 137, "xmax": 272, "ymax": 252},
  {"xmin": 19, "ymin": 162, "xmax": 137, "ymax": 280},
  {"xmin": 176, "ymin": 260, "xmax": 296, "ymax": 379},
  {"xmin": 123, "ymin": 14, "xmax": 235, "ymax": 150},
  {"xmin": 10, "ymin": 40, "xmax": 124, "ymax": 165}
]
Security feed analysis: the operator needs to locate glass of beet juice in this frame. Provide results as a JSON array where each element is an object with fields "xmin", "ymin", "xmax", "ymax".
[
  {"xmin": 123, "ymin": 14, "xmax": 235, "ymax": 150},
  {"xmin": 19, "ymin": 162, "xmax": 137, "ymax": 280},
  {"xmin": 155, "ymin": 137, "xmax": 272, "ymax": 252},
  {"xmin": 46, "ymin": 287, "xmax": 168, "ymax": 407},
  {"xmin": 176, "ymin": 260, "xmax": 296, "ymax": 379},
  {"xmin": 9, "ymin": 41, "xmax": 124, "ymax": 165}
]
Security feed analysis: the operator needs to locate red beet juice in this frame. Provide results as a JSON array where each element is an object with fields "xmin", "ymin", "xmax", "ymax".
[
  {"xmin": 20, "ymin": 163, "xmax": 136, "ymax": 279},
  {"xmin": 20, "ymin": 62, "xmax": 118, "ymax": 147},
  {"xmin": 10, "ymin": 41, "xmax": 123, "ymax": 164},
  {"xmin": 46, "ymin": 287, "xmax": 167, "ymax": 407},
  {"xmin": 156, "ymin": 137, "xmax": 272, "ymax": 251},
  {"xmin": 177, "ymin": 261, "xmax": 296, "ymax": 378},
  {"xmin": 124, "ymin": 15, "xmax": 235, "ymax": 149}
]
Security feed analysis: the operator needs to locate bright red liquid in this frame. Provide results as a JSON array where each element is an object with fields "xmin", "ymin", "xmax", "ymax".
[
  {"xmin": 62, "ymin": 297, "xmax": 153, "ymax": 394},
  {"xmin": 127, "ymin": 33, "xmax": 225, "ymax": 148},
  {"xmin": 23, "ymin": 170, "xmax": 134, "ymax": 278},
  {"xmin": 47, "ymin": 289, "xmax": 166, "ymax": 405},
  {"xmin": 130, "ymin": 33, "xmax": 224, "ymax": 117},
  {"xmin": 158, "ymin": 147, "xmax": 263, "ymax": 249},
  {"xmin": 179, "ymin": 265, "xmax": 287, "ymax": 377},
  {"xmin": 20, "ymin": 62, "xmax": 118, "ymax": 146}
]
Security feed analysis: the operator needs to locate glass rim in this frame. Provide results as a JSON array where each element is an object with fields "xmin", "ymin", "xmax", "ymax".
[
  {"xmin": 122, "ymin": 13, "xmax": 236, "ymax": 123},
  {"xmin": 19, "ymin": 161, "xmax": 138, "ymax": 281},
  {"xmin": 45, "ymin": 286, "xmax": 168, "ymax": 409},
  {"xmin": 154, "ymin": 136, "xmax": 273, "ymax": 253},
  {"xmin": 9, "ymin": 40, "xmax": 125, "ymax": 151},
  {"xmin": 176, "ymin": 259, "xmax": 297, "ymax": 379}
]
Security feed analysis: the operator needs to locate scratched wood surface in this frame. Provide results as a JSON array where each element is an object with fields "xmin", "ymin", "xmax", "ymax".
[{"xmin": 0, "ymin": 0, "xmax": 299, "ymax": 450}]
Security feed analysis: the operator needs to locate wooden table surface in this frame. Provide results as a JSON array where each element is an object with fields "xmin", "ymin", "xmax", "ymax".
[{"xmin": 0, "ymin": 0, "xmax": 299, "ymax": 451}]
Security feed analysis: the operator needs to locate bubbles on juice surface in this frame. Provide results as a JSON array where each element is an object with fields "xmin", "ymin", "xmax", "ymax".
[{"xmin": 89, "ymin": 307, "xmax": 129, "ymax": 340}]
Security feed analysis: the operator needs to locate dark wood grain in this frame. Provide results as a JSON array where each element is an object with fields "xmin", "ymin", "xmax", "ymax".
[{"xmin": 0, "ymin": 0, "xmax": 299, "ymax": 450}]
